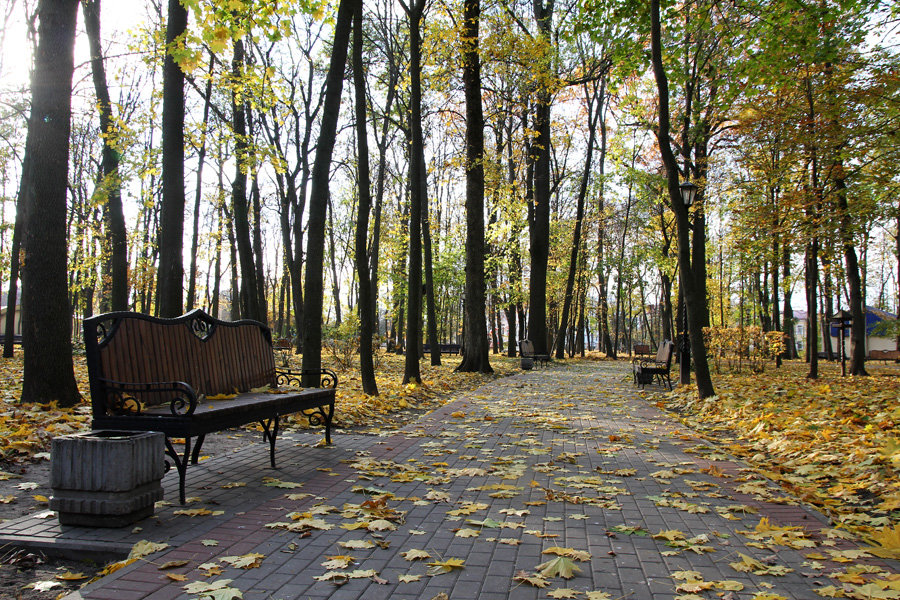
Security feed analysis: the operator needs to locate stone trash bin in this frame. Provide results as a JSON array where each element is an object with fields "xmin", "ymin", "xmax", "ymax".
[
  {"xmin": 520, "ymin": 357, "xmax": 534, "ymax": 370},
  {"xmin": 50, "ymin": 430, "xmax": 165, "ymax": 527}
]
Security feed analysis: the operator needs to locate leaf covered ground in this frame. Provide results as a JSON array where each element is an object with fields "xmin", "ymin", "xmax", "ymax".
[
  {"xmin": 0, "ymin": 349, "xmax": 522, "ymax": 466},
  {"xmin": 657, "ymin": 360, "xmax": 900, "ymax": 548}
]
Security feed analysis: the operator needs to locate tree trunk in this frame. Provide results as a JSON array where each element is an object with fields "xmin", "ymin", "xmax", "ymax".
[
  {"xmin": 3, "ymin": 204, "xmax": 22, "ymax": 358},
  {"xmin": 231, "ymin": 37, "xmax": 263, "ymax": 322},
  {"xmin": 20, "ymin": 0, "xmax": 80, "ymax": 406},
  {"xmin": 528, "ymin": 0, "xmax": 554, "ymax": 356},
  {"xmin": 83, "ymin": 0, "xmax": 127, "ymax": 312},
  {"xmin": 650, "ymin": 0, "xmax": 714, "ymax": 398},
  {"xmin": 456, "ymin": 0, "xmax": 491, "ymax": 373},
  {"xmin": 835, "ymin": 174, "xmax": 867, "ymax": 375},
  {"xmin": 402, "ymin": 0, "xmax": 426, "ymax": 384},
  {"xmin": 596, "ymin": 98, "xmax": 614, "ymax": 356},
  {"xmin": 157, "ymin": 0, "xmax": 188, "ymax": 317},
  {"xmin": 352, "ymin": 0, "xmax": 378, "ymax": 394},
  {"xmin": 186, "ymin": 53, "xmax": 215, "ymax": 310},
  {"xmin": 782, "ymin": 243, "xmax": 796, "ymax": 359},
  {"xmin": 302, "ymin": 0, "xmax": 354, "ymax": 387}
]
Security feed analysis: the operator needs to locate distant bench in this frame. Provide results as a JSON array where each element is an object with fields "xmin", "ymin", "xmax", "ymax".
[
  {"xmin": 870, "ymin": 349, "xmax": 900, "ymax": 363},
  {"xmin": 633, "ymin": 343, "xmax": 651, "ymax": 358},
  {"xmin": 423, "ymin": 343, "xmax": 462, "ymax": 355},
  {"xmin": 83, "ymin": 310, "xmax": 337, "ymax": 504},
  {"xmin": 519, "ymin": 339, "xmax": 551, "ymax": 368}
]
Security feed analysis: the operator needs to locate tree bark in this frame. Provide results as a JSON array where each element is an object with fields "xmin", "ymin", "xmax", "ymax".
[
  {"xmin": 650, "ymin": 0, "xmax": 714, "ymax": 399},
  {"xmin": 83, "ymin": 0, "xmax": 127, "ymax": 312},
  {"xmin": 231, "ymin": 37, "xmax": 263, "ymax": 322},
  {"xmin": 352, "ymin": 0, "xmax": 378, "ymax": 394},
  {"xmin": 20, "ymin": 0, "xmax": 80, "ymax": 406},
  {"xmin": 527, "ymin": 0, "xmax": 554, "ymax": 356},
  {"xmin": 187, "ymin": 53, "xmax": 215, "ymax": 310},
  {"xmin": 401, "ymin": 0, "xmax": 426, "ymax": 384},
  {"xmin": 301, "ymin": 0, "xmax": 354, "ymax": 387},
  {"xmin": 456, "ymin": 0, "xmax": 491, "ymax": 373},
  {"xmin": 555, "ymin": 79, "xmax": 601, "ymax": 359},
  {"xmin": 157, "ymin": 0, "xmax": 188, "ymax": 317}
]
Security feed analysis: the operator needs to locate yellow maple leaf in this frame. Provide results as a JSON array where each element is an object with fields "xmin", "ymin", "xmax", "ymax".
[
  {"xmin": 536, "ymin": 556, "xmax": 581, "ymax": 579},
  {"xmin": 864, "ymin": 524, "xmax": 900, "ymax": 559},
  {"xmin": 426, "ymin": 557, "xmax": 465, "ymax": 576}
]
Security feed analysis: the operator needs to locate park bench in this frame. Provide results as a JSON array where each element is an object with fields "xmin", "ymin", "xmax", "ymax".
[
  {"xmin": 83, "ymin": 309, "xmax": 337, "ymax": 504},
  {"xmin": 423, "ymin": 343, "xmax": 463, "ymax": 355},
  {"xmin": 272, "ymin": 337, "xmax": 293, "ymax": 366},
  {"xmin": 869, "ymin": 349, "xmax": 900, "ymax": 363},
  {"xmin": 633, "ymin": 340, "xmax": 675, "ymax": 390},
  {"xmin": 519, "ymin": 339, "xmax": 551, "ymax": 368},
  {"xmin": 633, "ymin": 343, "xmax": 651, "ymax": 358}
]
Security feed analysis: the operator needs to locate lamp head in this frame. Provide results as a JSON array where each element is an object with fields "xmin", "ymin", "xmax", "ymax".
[{"xmin": 679, "ymin": 181, "xmax": 698, "ymax": 206}]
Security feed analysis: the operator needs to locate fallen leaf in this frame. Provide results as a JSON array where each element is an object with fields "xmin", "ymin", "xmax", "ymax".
[
  {"xmin": 402, "ymin": 549, "xmax": 432, "ymax": 561},
  {"xmin": 427, "ymin": 557, "xmax": 465, "ymax": 576},
  {"xmin": 219, "ymin": 553, "xmax": 265, "ymax": 569},
  {"xmin": 513, "ymin": 570, "xmax": 550, "ymax": 588},
  {"xmin": 536, "ymin": 556, "xmax": 581, "ymax": 579},
  {"xmin": 129, "ymin": 540, "xmax": 169, "ymax": 560},
  {"xmin": 547, "ymin": 589, "xmax": 581, "ymax": 599}
]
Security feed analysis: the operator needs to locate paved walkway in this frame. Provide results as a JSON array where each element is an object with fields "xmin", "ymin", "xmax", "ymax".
[{"xmin": 2, "ymin": 361, "xmax": 893, "ymax": 599}]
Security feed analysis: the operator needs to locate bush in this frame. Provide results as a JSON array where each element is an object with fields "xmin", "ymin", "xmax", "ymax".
[{"xmin": 703, "ymin": 326, "xmax": 786, "ymax": 373}]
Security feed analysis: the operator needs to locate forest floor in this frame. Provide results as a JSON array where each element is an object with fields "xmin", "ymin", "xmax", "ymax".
[{"xmin": 0, "ymin": 350, "xmax": 896, "ymax": 598}]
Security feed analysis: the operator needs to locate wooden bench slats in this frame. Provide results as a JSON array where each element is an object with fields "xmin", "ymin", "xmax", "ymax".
[{"xmin": 83, "ymin": 310, "xmax": 337, "ymax": 504}]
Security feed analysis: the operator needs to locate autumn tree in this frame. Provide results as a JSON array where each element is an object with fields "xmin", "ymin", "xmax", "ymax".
[
  {"xmin": 352, "ymin": 0, "xmax": 378, "ymax": 394},
  {"xmin": 19, "ymin": 0, "xmax": 80, "ymax": 406},
  {"xmin": 157, "ymin": 0, "xmax": 189, "ymax": 317},
  {"xmin": 301, "ymin": 0, "xmax": 354, "ymax": 387},
  {"xmin": 456, "ymin": 0, "xmax": 492, "ymax": 373}
]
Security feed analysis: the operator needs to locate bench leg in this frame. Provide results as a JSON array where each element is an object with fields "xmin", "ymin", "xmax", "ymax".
[
  {"xmin": 164, "ymin": 436, "xmax": 191, "ymax": 505},
  {"xmin": 260, "ymin": 417, "xmax": 279, "ymax": 468},
  {"xmin": 190, "ymin": 434, "xmax": 206, "ymax": 464},
  {"xmin": 302, "ymin": 403, "xmax": 335, "ymax": 445}
]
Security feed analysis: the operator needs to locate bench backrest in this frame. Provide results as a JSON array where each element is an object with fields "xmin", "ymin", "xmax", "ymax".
[
  {"xmin": 84, "ymin": 310, "xmax": 276, "ymax": 412},
  {"xmin": 655, "ymin": 340, "xmax": 675, "ymax": 366},
  {"xmin": 519, "ymin": 339, "xmax": 535, "ymax": 357}
]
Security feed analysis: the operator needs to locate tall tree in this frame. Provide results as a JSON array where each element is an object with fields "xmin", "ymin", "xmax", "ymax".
[
  {"xmin": 230, "ymin": 34, "xmax": 264, "ymax": 322},
  {"xmin": 555, "ymin": 78, "xmax": 602, "ymax": 359},
  {"xmin": 301, "ymin": 0, "xmax": 355, "ymax": 387},
  {"xmin": 82, "ymin": 0, "xmax": 127, "ymax": 312},
  {"xmin": 19, "ymin": 0, "xmax": 80, "ymax": 406},
  {"xmin": 649, "ymin": 0, "xmax": 714, "ymax": 398},
  {"xmin": 527, "ymin": 0, "xmax": 554, "ymax": 356},
  {"xmin": 400, "ymin": 0, "xmax": 426, "ymax": 384},
  {"xmin": 352, "ymin": 0, "xmax": 378, "ymax": 394},
  {"xmin": 156, "ymin": 0, "xmax": 188, "ymax": 317},
  {"xmin": 456, "ymin": 0, "xmax": 491, "ymax": 373}
]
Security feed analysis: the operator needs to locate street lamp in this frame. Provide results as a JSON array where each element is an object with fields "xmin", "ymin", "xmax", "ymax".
[
  {"xmin": 679, "ymin": 180, "xmax": 698, "ymax": 206},
  {"xmin": 678, "ymin": 180, "xmax": 697, "ymax": 385}
]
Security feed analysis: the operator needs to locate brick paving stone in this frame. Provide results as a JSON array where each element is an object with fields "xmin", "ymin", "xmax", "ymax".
[{"xmin": 3, "ymin": 361, "xmax": 887, "ymax": 600}]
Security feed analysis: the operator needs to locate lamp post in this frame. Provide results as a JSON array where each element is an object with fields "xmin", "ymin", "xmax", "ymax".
[
  {"xmin": 678, "ymin": 181, "xmax": 697, "ymax": 385},
  {"xmin": 829, "ymin": 309, "xmax": 852, "ymax": 377}
]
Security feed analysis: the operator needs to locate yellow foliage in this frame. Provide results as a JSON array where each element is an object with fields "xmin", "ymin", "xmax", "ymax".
[{"xmin": 661, "ymin": 361, "xmax": 900, "ymax": 538}]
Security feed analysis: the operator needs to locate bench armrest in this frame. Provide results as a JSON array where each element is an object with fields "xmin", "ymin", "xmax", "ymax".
[
  {"xmin": 95, "ymin": 378, "xmax": 199, "ymax": 416},
  {"xmin": 275, "ymin": 367, "xmax": 339, "ymax": 389}
]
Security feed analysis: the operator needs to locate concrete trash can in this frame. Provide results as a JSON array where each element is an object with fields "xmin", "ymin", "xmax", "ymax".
[
  {"xmin": 50, "ymin": 430, "xmax": 165, "ymax": 527},
  {"xmin": 521, "ymin": 357, "xmax": 534, "ymax": 370}
]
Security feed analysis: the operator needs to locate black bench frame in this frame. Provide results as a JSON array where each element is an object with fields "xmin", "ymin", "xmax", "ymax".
[
  {"xmin": 632, "ymin": 340, "xmax": 675, "ymax": 391},
  {"xmin": 83, "ymin": 310, "xmax": 337, "ymax": 504},
  {"xmin": 423, "ymin": 343, "xmax": 463, "ymax": 355},
  {"xmin": 519, "ymin": 339, "xmax": 551, "ymax": 368}
]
